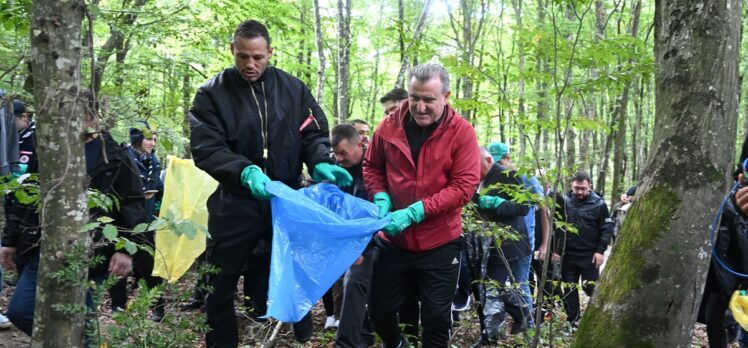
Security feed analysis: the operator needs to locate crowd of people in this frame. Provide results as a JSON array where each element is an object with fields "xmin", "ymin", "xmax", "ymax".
[{"xmin": 1, "ymin": 18, "xmax": 747, "ymax": 348}]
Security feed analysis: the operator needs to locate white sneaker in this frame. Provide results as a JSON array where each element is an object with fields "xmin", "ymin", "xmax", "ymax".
[
  {"xmin": 0, "ymin": 312, "xmax": 11, "ymax": 329},
  {"xmin": 324, "ymin": 315, "xmax": 337, "ymax": 330}
]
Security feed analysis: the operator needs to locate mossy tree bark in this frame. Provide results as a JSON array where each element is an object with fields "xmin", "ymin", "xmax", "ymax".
[
  {"xmin": 30, "ymin": 0, "xmax": 90, "ymax": 346},
  {"xmin": 573, "ymin": 1, "xmax": 741, "ymax": 347}
]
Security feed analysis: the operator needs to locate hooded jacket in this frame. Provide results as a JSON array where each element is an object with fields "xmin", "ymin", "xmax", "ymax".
[
  {"xmin": 554, "ymin": 190, "xmax": 613, "ymax": 257},
  {"xmin": 189, "ymin": 66, "xmax": 332, "ymax": 194},
  {"xmin": 363, "ymin": 101, "xmax": 480, "ymax": 253},
  {"xmin": 474, "ymin": 163, "xmax": 531, "ymax": 261}
]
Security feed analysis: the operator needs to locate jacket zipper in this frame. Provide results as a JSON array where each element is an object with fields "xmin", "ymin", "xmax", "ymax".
[{"xmin": 250, "ymin": 82, "xmax": 269, "ymax": 173}]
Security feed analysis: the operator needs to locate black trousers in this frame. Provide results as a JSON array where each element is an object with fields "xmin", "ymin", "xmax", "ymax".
[
  {"xmin": 242, "ymin": 239, "xmax": 270, "ymax": 317},
  {"xmin": 205, "ymin": 190, "xmax": 272, "ymax": 348},
  {"xmin": 560, "ymin": 254, "xmax": 598, "ymax": 323},
  {"xmin": 368, "ymin": 237, "xmax": 460, "ymax": 348},
  {"xmin": 336, "ymin": 246, "xmax": 376, "ymax": 348}
]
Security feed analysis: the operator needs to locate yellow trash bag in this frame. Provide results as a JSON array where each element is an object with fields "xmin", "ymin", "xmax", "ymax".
[
  {"xmin": 152, "ymin": 155, "xmax": 218, "ymax": 282},
  {"xmin": 730, "ymin": 290, "xmax": 748, "ymax": 330}
]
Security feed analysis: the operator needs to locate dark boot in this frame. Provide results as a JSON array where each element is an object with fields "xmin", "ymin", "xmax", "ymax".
[
  {"xmin": 382, "ymin": 334, "xmax": 408, "ymax": 348},
  {"xmin": 179, "ymin": 299, "xmax": 204, "ymax": 311},
  {"xmin": 471, "ymin": 334, "xmax": 491, "ymax": 348},
  {"xmin": 292, "ymin": 312, "xmax": 314, "ymax": 343}
]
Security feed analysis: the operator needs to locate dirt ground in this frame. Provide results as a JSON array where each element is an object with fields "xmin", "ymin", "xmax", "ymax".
[{"xmin": 0, "ymin": 270, "xmax": 731, "ymax": 347}]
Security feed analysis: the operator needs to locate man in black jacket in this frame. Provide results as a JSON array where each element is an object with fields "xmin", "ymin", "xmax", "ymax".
[
  {"xmin": 552, "ymin": 171, "xmax": 613, "ymax": 325},
  {"xmin": 472, "ymin": 147, "xmax": 532, "ymax": 345},
  {"xmin": 1, "ymin": 93, "xmax": 147, "ymax": 335},
  {"xmin": 188, "ymin": 20, "xmax": 351, "ymax": 348},
  {"xmin": 331, "ymin": 124, "xmax": 376, "ymax": 348}
]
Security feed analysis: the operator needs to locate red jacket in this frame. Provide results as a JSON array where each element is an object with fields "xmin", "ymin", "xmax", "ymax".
[{"xmin": 363, "ymin": 101, "xmax": 480, "ymax": 252}]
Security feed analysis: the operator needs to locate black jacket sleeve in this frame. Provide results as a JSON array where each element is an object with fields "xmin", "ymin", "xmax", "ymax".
[
  {"xmin": 596, "ymin": 202, "xmax": 614, "ymax": 253},
  {"xmin": 189, "ymin": 87, "xmax": 252, "ymax": 188},
  {"xmin": 493, "ymin": 198, "xmax": 530, "ymax": 217},
  {"xmin": 2, "ymin": 196, "xmax": 19, "ymax": 247}
]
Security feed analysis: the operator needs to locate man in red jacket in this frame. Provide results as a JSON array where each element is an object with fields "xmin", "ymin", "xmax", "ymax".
[{"xmin": 363, "ymin": 63, "xmax": 480, "ymax": 348}]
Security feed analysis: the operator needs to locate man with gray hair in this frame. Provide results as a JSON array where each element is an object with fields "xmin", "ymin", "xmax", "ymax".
[{"xmin": 363, "ymin": 63, "xmax": 480, "ymax": 347}]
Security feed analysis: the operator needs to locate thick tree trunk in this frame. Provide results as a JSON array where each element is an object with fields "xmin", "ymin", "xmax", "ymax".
[
  {"xmin": 336, "ymin": 0, "xmax": 351, "ymax": 124},
  {"xmin": 573, "ymin": 0, "xmax": 741, "ymax": 346},
  {"xmin": 30, "ymin": 1, "xmax": 90, "ymax": 347},
  {"xmin": 313, "ymin": 0, "xmax": 326, "ymax": 105}
]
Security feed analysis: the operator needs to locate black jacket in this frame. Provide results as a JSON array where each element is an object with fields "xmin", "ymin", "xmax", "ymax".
[
  {"xmin": 341, "ymin": 161, "xmax": 367, "ymax": 200},
  {"xmin": 127, "ymin": 146, "xmax": 163, "ymax": 221},
  {"xmin": 2, "ymin": 123, "xmax": 40, "ymax": 255},
  {"xmin": 474, "ymin": 163, "xmax": 531, "ymax": 262},
  {"xmin": 88, "ymin": 132, "xmax": 148, "ymax": 276},
  {"xmin": 555, "ymin": 190, "xmax": 613, "ymax": 257},
  {"xmin": 189, "ymin": 66, "xmax": 332, "ymax": 195},
  {"xmin": 708, "ymin": 195, "xmax": 748, "ymax": 297}
]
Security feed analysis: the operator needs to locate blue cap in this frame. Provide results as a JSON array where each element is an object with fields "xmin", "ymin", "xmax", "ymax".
[{"xmin": 487, "ymin": 142, "xmax": 509, "ymax": 162}]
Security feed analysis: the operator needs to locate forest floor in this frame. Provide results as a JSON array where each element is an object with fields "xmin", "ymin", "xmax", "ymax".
[{"xmin": 0, "ymin": 270, "xmax": 728, "ymax": 347}]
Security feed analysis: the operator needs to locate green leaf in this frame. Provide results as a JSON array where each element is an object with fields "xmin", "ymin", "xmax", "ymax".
[
  {"xmin": 148, "ymin": 218, "xmax": 167, "ymax": 231},
  {"xmin": 102, "ymin": 224, "xmax": 118, "ymax": 241},
  {"xmin": 124, "ymin": 240, "xmax": 138, "ymax": 255},
  {"xmin": 132, "ymin": 223, "xmax": 149, "ymax": 233},
  {"xmin": 109, "ymin": 128, "xmax": 128, "ymax": 145},
  {"xmin": 97, "ymin": 216, "xmax": 114, "ymax": 223},
  {"xmin": 79, "ymin": 222, "xmax": 101, "ymax": 233}
]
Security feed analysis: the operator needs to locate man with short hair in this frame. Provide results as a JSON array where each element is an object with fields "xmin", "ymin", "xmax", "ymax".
[
  {"xmin": 552, "ymin": 171, "xmax": 613, "ymax": 326},
  {"xmin": 488, "ymin": 142, "xmax": 548, "ymax": 319},
  {"xmin": 349, "ymin": 119, "xmax": 370, "ymax": 147},
  {"xmin": 472, "ymin": 146, "xmax": 532, "ymax": 345},
  {"xmin": 364, "ymin": 63, "xmax": 480, "ymax": 347},
  {"xmin": 189, "ymin": 20, "xmax": 351, "ymax": 347},
  {"xmin": 379, "ymin": 87, "xmax": 408, "ymax": 116},
  {"xmin": 331, "ymin": 124, "xmax": 376, "ymax": 348}
]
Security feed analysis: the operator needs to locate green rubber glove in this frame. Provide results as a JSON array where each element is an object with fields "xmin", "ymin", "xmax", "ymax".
[
  {"xmin": 240, "ymin": 165, "xmax": 273, "ymax": 200},
  {"xmin": 18, "ymin": 164, "xmax": 28, "ymax": 175},
  {"xmin": 373, "ymin": 192, "xmax": 393, "ymax": 218},
  {"xmin": 313, "ymin": 162, "xmax": 353, "ymax": 187},
  {"xmin": 479, "ymin": 195, "xmax": 506, "ymax": 210},
  {"xmin": 382, "ymin": 201, "xmax": 425, "ymax": 236}
]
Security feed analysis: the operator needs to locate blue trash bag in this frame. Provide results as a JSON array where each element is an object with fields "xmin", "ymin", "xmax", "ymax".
[{"xmin": 263, "ymin": 181, "xmax": 389, "ymax": 323}]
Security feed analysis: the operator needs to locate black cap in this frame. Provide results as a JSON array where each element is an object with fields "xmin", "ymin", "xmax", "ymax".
[
  {"xmin": 13, "ymin": 100, "xmax": 26, "ymax": 116},
  {"xmin": 626, "ymin": 186, "xmax": 637, "ymax": 197}
]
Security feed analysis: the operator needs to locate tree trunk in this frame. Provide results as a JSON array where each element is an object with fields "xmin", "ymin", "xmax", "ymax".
[
  {"xmin": 30, "ymin": 1, "xmax": 90, "ymax": 346},
  {"xmin": 632, "ymin": 77, "xmax": 643, "ymax": 182},
  {"xmin": 336, "ymin": 0, "xmax": 351, "ymax": 124},
  {"xmin": 573, "ymin": 0, "xmax": 741, "ymax": 346},
  {"xmin": 511, "ymin": 0, "xmax": 526, "ymax": 157},
  {"xmin": 182, "ymin": 72, "xmax": 192, "ymax": 158},
  {"xmin": 611, "ymin": 0, "xmax": 641, "ymax": 204},
  {"xmin": 313, "ymin": 0, "xmax": 326, "ymax": 106},
  {"xmin": 394, "ymin": 0, "xmax": 433, "ymax": 88}
]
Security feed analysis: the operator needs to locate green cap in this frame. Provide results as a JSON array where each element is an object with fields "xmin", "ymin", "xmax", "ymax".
[{"xmin": 487, "ymin": 142, "xmax": 509, "ymax": 162}]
